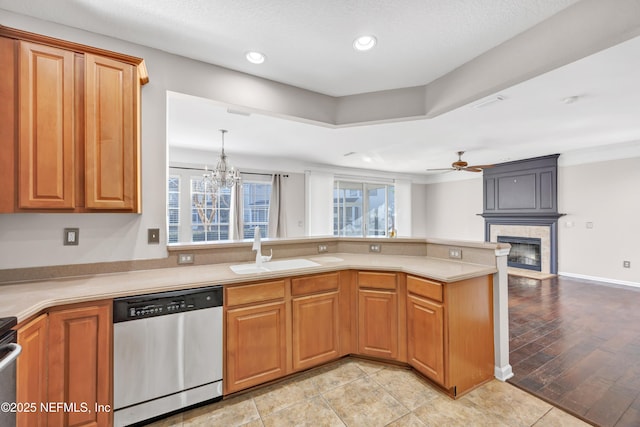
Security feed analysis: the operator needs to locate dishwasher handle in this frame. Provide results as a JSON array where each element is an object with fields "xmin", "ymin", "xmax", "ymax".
[{"xmin": 0, "ymin": 343, "xmax": 22, "ymax": 372}]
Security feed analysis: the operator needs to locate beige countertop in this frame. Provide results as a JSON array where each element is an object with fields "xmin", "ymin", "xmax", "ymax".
[{"xmin": 1, "ymin": 253, "xmax": 497, "ymax": 323}]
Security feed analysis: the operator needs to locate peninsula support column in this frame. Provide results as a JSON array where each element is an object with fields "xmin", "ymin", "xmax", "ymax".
[{"xmin": 493, "ymin": 247, "xmax": 513, "ymax": 381}]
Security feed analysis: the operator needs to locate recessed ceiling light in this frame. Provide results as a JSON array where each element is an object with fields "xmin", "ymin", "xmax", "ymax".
[
  {"xmin": 245, "ymin": 51, "xmax": 266, "ymax": 64},
  {"xmin": 353, "ymin": 35, "xmax": 377, "ymax": 52},
  {"xmin": 562, "ymin": 96, "xmax": 579, "ymax": 104}
]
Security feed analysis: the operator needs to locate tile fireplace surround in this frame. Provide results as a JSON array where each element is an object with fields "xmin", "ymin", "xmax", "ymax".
[{"xmin": 490, "ymin": 224, "xmax": 551, "ymax": 274}]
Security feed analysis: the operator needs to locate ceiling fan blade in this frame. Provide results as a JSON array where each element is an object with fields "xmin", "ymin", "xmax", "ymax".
[
  {"xmin": 426, "ymin": 167, "xmax": 455, "ymax": 172},
  {"xmin": 465, "ymin": 164, "xmax": 495, "ymax": 169},
  {"xmin": 462, "ymin": 167, "xmax": 484, "ymax": 172}
]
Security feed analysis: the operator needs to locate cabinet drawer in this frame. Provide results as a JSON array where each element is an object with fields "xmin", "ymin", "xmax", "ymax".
[
  {"xmin": 407, "ymin": 276, "xmax": 443, "ymax": 302},
  {"xmin": 292, "ymin": 273, "xmax": 339, "ymax": 296},
  {"xmin": 226, "ymin": 280, "xmax": 286, "ymax": 306},
  {"xmin": 357, "ymin": 271, "xmax": 396, "ymax": 290}
]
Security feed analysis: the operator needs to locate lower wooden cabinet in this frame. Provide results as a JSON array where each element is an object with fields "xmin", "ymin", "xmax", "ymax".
[
  {"xmin": 358, "ymin": 289, "xmax": 398, "ymax": 359},
  {"xmin": 225, "ymin": 301, "xmax": 287, "ymax": 393},
  {"xmin": 291, "ymin": 272, "xmax": 342, "ymax": 371},
  {"xmin": 223, "ymin": 270, "xmax": 492, "ymax": 398},
  {"xmin": 406, "ymin": 274, "xmax": 494, "ymax": 397},
  {"xmin": 16, "ymin": 314, "xmax": 48, "ymax": 427},
  {"xmin": 356, "ymin": 271, "xmax": 404, "ymax": 361},
  {"xmin": 16, "ymin": 300, "xmax": 113, "ymax": 427},
  {"xmin": 407, "ymin": 294, "xmax": 445, "ymax": 384}
]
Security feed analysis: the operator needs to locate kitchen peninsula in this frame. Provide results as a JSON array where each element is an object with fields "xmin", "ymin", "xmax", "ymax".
[{"xmin": 3, "ymin": 237, "xmax": 512, "ymax": 424}]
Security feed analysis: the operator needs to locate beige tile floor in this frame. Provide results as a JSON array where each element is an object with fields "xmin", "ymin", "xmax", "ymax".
[{"xmin": 148, "ymin": 358, "xmax": 590, "ymax": 427}]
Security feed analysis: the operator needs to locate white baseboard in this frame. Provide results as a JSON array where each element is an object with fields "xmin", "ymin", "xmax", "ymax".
[
  {"xmin": 494, "ymin": 365, "xmax": 514, "ymax": 382},
  {"xmin": 558, "ymin": 272, "xmax": 640, "ymax": 289}
]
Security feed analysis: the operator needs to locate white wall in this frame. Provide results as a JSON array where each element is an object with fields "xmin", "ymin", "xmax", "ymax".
[
  {"xmin": 422, "ymin": 177, "xmax": 485, "ymax": 241},
  {"xmin": 558, "ymin": 157, "xmax": 640, "ymax": 285}
]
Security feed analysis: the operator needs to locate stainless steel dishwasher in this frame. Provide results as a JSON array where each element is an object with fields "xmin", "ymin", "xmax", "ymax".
[{"xmin": 113, "ymin": 286, "xmax": 223, "ymax": 426}]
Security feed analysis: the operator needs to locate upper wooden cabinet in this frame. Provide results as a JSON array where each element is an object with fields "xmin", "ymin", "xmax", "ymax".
[
  {"xmin": 84, "ymin": 54, "xmax": 139, "ymax": 210},
  {"xmin": 0, "ymin": 26, "xmax": 147, "ymax": 213},
  {"xmin": 18, "ymin": 42, "xmax": 76, "ymax": 209}
]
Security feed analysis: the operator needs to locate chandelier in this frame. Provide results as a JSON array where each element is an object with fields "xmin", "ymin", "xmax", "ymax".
[
  {"xmin": 194, "ymin": 129, "xmax": 240, "ymax": 231},
  {"xmin": 203, "ymin": 129, "xmax": 241, "ymax": 190}
]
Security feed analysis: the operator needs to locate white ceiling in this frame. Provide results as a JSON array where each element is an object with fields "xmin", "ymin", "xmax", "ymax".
[{"xmin": 2, "ymin": 0, "xmax": 640, "ymax": 179}]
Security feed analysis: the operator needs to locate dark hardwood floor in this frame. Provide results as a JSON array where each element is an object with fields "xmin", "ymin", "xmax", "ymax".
[{"xmin": 508, "ymin": 274, "xmax": 640, "ymax": 427}]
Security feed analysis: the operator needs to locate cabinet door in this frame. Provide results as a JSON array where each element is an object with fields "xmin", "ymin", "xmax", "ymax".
[
  {"xmin": 292, "ymin": 291, "xmax": 340, "ymax": 371},
  {"xmin": 407, "ymin": 294, "xmax": 445, "ymax": 385},
  {"xmin": 226, "ymin": 301, "xmax": 287, "ymax": 393},
  {"xmin": 48, "ymin": 301, "xmax": 112, "ymax": 427},
  {"xmin": 358, "ymin": 289, "xmax": 398, "ymax": 359},
  {"xmin": 16, "ymin": 314, "xmax": 49, "ymax": 427},
  {"xmin": 19, "ymin": 41, "xmax": 75, "ymax": 209},
  {"xmin": 84, "ymin": 54, "xmax": 139, "ymax": 211}
]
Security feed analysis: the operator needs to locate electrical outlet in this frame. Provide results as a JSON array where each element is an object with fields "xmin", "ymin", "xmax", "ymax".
[
  {"xmin": 369, "ymin": 244, "xmax": 381, "ymax": 253},
  {"xmin": 148, "ymin": 228, "xmax": 160, "ymax": 244},
  {"xmin": 318, "ymin": 244, "xmax": 328, "ymax": 253},
  {"xmin": 63, "ymin": 228, "xmax": 79, "ymax": 246},
  {"xmin": 178, "ymin": 253, "xmax": 194, "ymax": 265},
  {"xmin": 623, "ymin": 261, "xmax": 631, "ymax": 268},
  {"xmin": 449, "ymin": 248, "xmax": 462, "ymax": 259}
]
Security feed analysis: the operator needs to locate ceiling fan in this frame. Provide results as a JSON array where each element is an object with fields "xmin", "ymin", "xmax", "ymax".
[{"xmin": 427, "ymin": 151, "xmax": 495, "ymax": 173}]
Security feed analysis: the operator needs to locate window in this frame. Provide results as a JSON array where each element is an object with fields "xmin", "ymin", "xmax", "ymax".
[
  {"xmin": 242, "ymin": 181, "xmax": 272, "ymax": 238},
  {"xmin": 167, "ymin": 169, "xmax": 274, "ymax": 243},
  {"xmin": 190, "ymin": 177, "xmax": 231, "ymax": 242},
  {"xmin": 334, "ymin": 181, "xmax": 394, "ymax": 237},
  {"xmin": 167, "ymin": 176, "xmax": 180, "ymax": 243}
]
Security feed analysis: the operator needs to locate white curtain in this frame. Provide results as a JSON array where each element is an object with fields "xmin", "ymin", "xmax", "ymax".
[
  {"xmin": 231, "ymin": 180, "xmax": 244, "ymax": 240},
  {"xmin": 268, "ymin": 174, "xmax": 287, "ymax": 238}
]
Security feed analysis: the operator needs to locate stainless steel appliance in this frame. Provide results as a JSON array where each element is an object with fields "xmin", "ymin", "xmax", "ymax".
[
  {"xmin": 113, "ymin": 286, "xmax": 223, "ymax": 426},
  {"xmin": 0, "ymin": 317, "xmax": 21, "ymax": 427}
]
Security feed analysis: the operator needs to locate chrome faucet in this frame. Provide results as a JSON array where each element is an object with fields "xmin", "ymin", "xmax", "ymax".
[{"xmin": 252, "ymin": 226, "xmax": 272, "ymax": 266}]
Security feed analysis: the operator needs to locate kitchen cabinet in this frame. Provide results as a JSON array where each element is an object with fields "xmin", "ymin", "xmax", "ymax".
[
  {"xmin": 224, "ymin": 273, "xmax": 351, "ymax": 394},
  {"xmin": 0, "ymin": 27, "xmax": 147, "ymax": 213},
  {"xmin": 15, "ymin": 300, "xmax": 112, "ymax": 427},
  {"xmin": 18, "ymin": 41, "xmax": 76, "ymax": 209},
  {"xmin": 291, "ymin": 272, "xmax": 340, "ymax": 371},
  {"xmin": 48, "ymin": 300, "xmax": 112, "ymax": 427},
  {"xmin": 406, "ymin": 275, "xmax": 494, "ymax": 397},
  {"xmin": 84, "ymin": 54, "xmax": 139, "ymax": 210},
  {"xmin": 356, "ymin": 271, "xmax": 406, "ymax": 361},
  {"xmin": 16, "ymin": 313, "xmax": 48, "ymax": 427},
  {"xmin": 225, "ymin": 280, "xmax": 288, "ymax": 394},
  {"xmin": 407, "ymin": 283, "xmax": 445, "ymax": 384}
]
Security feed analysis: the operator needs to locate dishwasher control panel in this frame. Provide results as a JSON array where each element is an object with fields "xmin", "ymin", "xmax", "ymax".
[{"xmin": 113, "ymin": 285, "xmax": 223, "ymax": 323}]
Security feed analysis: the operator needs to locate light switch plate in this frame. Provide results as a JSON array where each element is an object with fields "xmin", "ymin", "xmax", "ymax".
[
  {"xmin": 369, "ymin": 244, "xmax": 381, "ymax": 253},
  {"xmin": 63, "ymin": 228, "xmax": 79, "ymax": 246},
  {"xmin": 318, "ymin": 244, "xmax": 328, "ymax": 253},
  {"xmin": 148, "ymin": 228, "xmax": 160, "ymax": 244}
]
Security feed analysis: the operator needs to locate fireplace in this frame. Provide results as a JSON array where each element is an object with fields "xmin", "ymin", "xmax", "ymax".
[
  {"xmin": 497, "ymin": 236, "xmax": 542, "ymax": 271},
  {"xmin": 481, "ymin": 154, "xmax": 563, "ymax": 275}
]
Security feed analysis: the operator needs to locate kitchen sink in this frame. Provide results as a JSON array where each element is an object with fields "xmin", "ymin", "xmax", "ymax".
[{"xmin": 230, "ymin": 258, "xmax": 321, "ymax": 275}]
